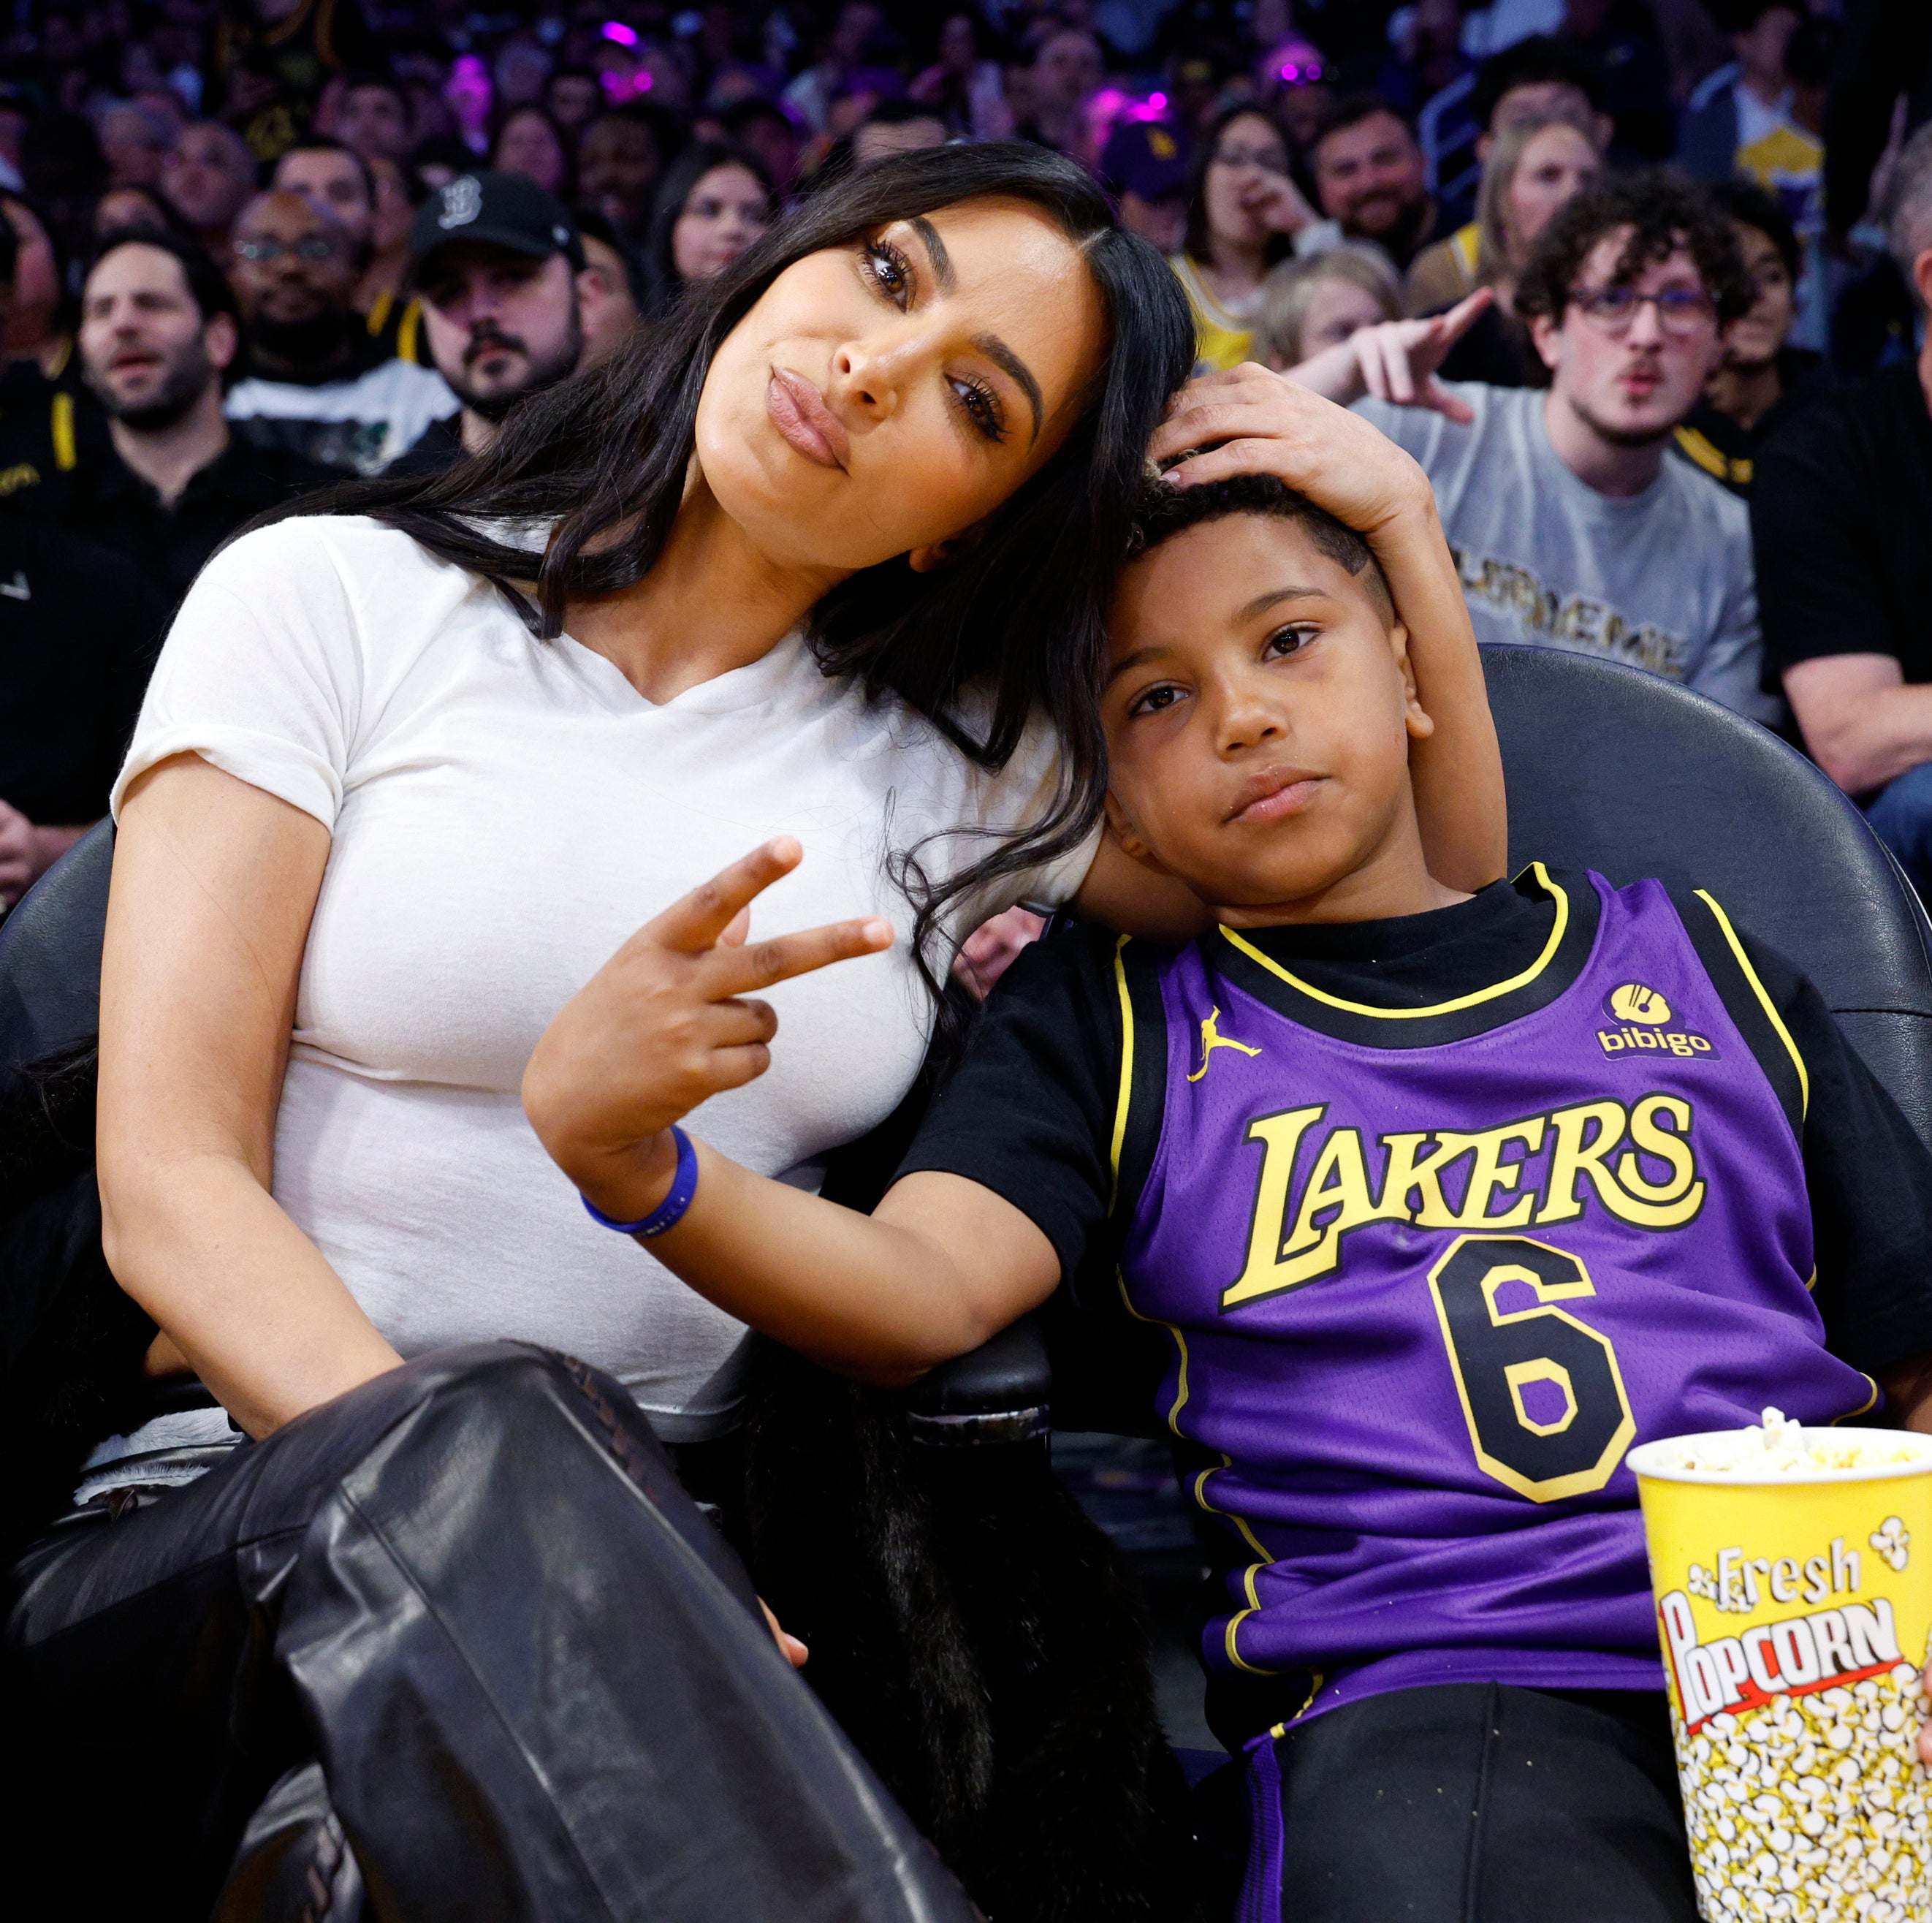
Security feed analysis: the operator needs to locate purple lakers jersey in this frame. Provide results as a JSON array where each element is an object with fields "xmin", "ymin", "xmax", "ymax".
[{"xmin": 1111, "ymin": 865, "xmax": 1875, "ymax": 1725}]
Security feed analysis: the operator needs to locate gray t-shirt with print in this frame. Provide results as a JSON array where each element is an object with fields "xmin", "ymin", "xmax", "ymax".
[{"xmin": 1353, "ymin": 382, "xmax": 1775, "ymax": 723}]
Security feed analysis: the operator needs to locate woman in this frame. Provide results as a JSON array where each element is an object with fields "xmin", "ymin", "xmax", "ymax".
[
  {"xmin": 648, "ymin": 137, "xmax": 775, "ymax": 314},
  {"xmin": 1402, "ymin": 109, "xmax": 1600, "ymax": 387},
  {"xmin": 12, "ymin": 146, "xmax": 1502, "ymax": 1916},
  {"xmin": 1673, "ymin": 179, "xmax": 1829, "ymax": 498},
  {"xmin": 1168, "ymin": 103, "xmax": 1326, "ymax": 374},
  {"xmin": 1, "ymin": 194, "xmax": 75, "ymax": 384},
  {"xmin": 1254, "ymin": 240, "xmax": 1400, "ymax": 371},
  {"xmin": 493, "ymin": 102, "xmax": 573, "ymax": 200},
  {"xmin": 910, "ymin": 11, "xmax": 1016, "ymax": 144}
]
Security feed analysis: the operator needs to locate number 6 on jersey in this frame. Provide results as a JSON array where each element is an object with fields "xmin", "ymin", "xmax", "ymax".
[{"xmin": 1428, "ymin": 1234, "xmax": 1637, "ymax": 1503}]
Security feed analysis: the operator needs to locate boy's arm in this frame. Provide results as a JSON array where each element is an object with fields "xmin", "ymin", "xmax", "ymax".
[
  {"xmin": 525, "ymin": 842, "xmax": 1119, "ymax": 1384},
  {"xmin": 1147, "ymin": 365, "xmax": 1506, "ymax": 893}
]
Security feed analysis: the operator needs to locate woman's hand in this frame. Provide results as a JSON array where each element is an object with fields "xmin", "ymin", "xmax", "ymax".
[
  {"xmin": 1241, "ymin": 168, "xmax": 1318, "ymax": 238},
  {"xmin": 1150, "ymin": 360, "xmax": 1435, "ymax": 538},
  {"xmin": 522, "ymin": 838, "xmax": 893, "ymax": 1222},
  {"xmin": 1285, "ymin": 287, "xmax": 1495, "ymax": 422}
]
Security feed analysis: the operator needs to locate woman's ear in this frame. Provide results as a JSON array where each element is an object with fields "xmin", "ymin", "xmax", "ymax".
[{"xmin": 908, "ymin": 519, "xmax": 991, "ymax": 575}]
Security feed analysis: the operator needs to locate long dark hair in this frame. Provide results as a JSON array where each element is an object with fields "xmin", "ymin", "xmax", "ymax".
[
  {"xmin": 276, "ymin": 143, "xmax": 1194, "ymax": 1019},
  {"xmin": 1182, "ymin": 103, "xmax": 1296, "ymax": 270}
]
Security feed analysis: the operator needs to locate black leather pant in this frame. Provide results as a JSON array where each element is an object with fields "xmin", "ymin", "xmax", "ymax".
[{"xmin": 4, "ymin": 1342, "xmax": 978, "ymax": 1923}]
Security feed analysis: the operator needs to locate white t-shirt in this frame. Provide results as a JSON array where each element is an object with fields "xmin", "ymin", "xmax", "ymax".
[
  {"xmin": 114, "ymin": 515, "xmax": 1097, "ymax": 1438},
  {"xmin": 225, "ymin": 360, "xmax": 457, "ymax": 476}
]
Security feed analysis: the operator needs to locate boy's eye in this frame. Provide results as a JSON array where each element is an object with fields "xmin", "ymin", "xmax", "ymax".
[
  {"xmin": 1263, "ymin": 623, "xmax": 1317, "ymax": 661},
  {"xmin": 1127, "ymin": 682, "xmax": 1189, "ymax": 719}
]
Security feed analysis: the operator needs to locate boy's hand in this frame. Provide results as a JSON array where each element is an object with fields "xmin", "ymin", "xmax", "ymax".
[
  {"xmin": 1279, "ymin": 287, "xmax": 1494, "ymax": 422},
  {"xmin": 1151, "ymin": 362, "xmax": 1436, "ymax": 538},
  {"xmin": 522, "ymin": 838, "xmax": 892, "ymax": 1219}
]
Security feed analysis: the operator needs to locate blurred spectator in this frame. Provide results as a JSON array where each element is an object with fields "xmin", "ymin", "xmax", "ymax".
[
  {"xmin": 408, "ymin": 135, "xmax": 477, "ymax": 202},
  {"xmin": 0, "ymin": 515, "xmax": 164, "ymax": 900},
  {"xmin": 1673, "ymin": 178, "xmax": 1828, "ymax": 496},
  {"xmin": 208, "ymin": 0, "xmax": 382, "ymax": 166},
  {"xmin": 1, "ymin": 195, "xmax": 74, "ymax": 386},
  {"xmin": 850, "ymin": 100, "xmax": 949, "ymax": 168},
  {"xmin": 1677, "ymin": 1, "xmax": 1800, "ymax": 183},
  {"xmin": 494, "ymin": 106, "xmax": 573, "ymax": 199},
  {"xmin": 274, "ymin": 137, "xmax": 425, "ymax": 364},
  {"xmin": 161, "ymin": 121, "xmax": 258, "ymax": 256},
  {"xmin": 1295, "ymin": 170, "xmax": 1769, "ymax": 718},
  {"xmin": 647, "ymin": 140, "xmax": 773, "ymax": 317},
  {"xmin": 99, "ymin": 101, "xmax": 175, "ymax": 191},
  {"xmin": 223, "ymin": 188, "xmax": 454, "ymax": 474},
  {"xmin": 1822, "ymin": 0, "xmax": 1931, "ymax": 254},
  {"xmin": 53, "ymin": 228, "xmax": 332, "ymax": 599},
  {"xmin": 1377, "ymin": 0, "xmax": 1473, "ymax": 124},
  {"xmin": 577, "ymin": 109, "xmax": 665, "ymax": 249},
  {"xmin": 93, "ymin": 186, "xmax": 182, "ymax": 238},
  {"xmin": 1423, "ymin": 34, "xmax": 1611, "ymax": 233},
  {"xmin": 910, "ymin": 11, "xmax": 1015, "ymax": 143},
  {"xmin": 1559, "ymin": 0, "xmax": 1676, "ymax": 162},
  {"xmin": 1253, "ymin": 243, "xmax": 1401, "ymax": 371},
  {"xmin": 336, "ymin": 73, "xmax": 413, "ymax": 167},
  {"xmin": 1171, "ymin": 104, "xmax": 1331, "ymax": 374},
  {"xmin": 783, "ymin": 1, "xmax": 887, "ymax": 134},
  {"xmin": 494, "ymin": 38, "xmax": 555, "ymax": 115},
  {"xmin": 571, "ymin": 207, "xmax": 646, "ymax": 368},
  {"xmin": 393, "ymin": 172, "xmax": 593, "ymax": 472},
  {"xmin": 721, "ymin": 99, "xmax": 807, "ymax": 200},
  {"xmin": 1016, "ymin": 29, "xmax": 1105, "ymax": 165},
  {"xmin": 1100, "ymin": 114, "xmax": 1191, "ymax": 253},
  {"xmin": 1261, "ymin": 36, "xmax": 1331, "ymax": 158},
  {"xmin": 1755, "ymin": 124, "xmax": 1932, "ymax": 891},
  {"xmin": 1408, "ymin": 108, "xmax": 1603, "ymax": 386},
  {"xmin": 546, "ymin": 68, "xmax": 604, "ymax": 145},
  {"xmin": 1309, "ymin": 95, "xmax": 1442, "ymax": 273}
]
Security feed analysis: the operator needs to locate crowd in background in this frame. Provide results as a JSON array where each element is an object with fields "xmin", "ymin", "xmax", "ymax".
[{"xmin": 0, "ymin": 0, "xmax": 1929, "ymax": 906}]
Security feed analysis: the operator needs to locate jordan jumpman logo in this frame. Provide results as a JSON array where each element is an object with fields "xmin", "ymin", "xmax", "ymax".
[{"xmin": 1188, "ymin": 1006, "xmax": 1261, "ymax": 1082}]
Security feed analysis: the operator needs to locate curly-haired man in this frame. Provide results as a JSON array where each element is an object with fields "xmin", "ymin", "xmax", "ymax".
[{"xmin": 1290, "ymin": 170, "xmax": 1774, "ymax": 721}]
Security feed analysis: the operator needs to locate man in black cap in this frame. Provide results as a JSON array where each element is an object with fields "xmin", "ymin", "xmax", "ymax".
[{"xmin": 391, "ymin": 172, "xmax": 601, "ymax": 474}]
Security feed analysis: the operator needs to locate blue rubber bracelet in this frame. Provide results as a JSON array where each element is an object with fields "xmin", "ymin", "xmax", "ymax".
[{"xmin": 581, "ymin": 1126, "xmax": 699, "ymax": 1237}]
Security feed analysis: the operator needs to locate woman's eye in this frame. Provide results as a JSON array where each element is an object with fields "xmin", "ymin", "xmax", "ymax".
[
  {"xmin": 1127, "ymin": 683, "xmax": 1187, "ymax": 718},
  {"xmin": 865, "ymin": 238, "xmax": 912, "ymax": 308},
  {"xmin": 951, "ymin": 375, "xmax": 1006, "ymax": 443}
]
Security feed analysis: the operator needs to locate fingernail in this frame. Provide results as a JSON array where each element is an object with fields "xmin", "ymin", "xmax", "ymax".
[{"xmin": 864, "ymin": 919, "xmax": 893, "ymax": 944}]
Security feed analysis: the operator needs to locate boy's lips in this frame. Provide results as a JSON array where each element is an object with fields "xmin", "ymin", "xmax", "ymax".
[
  {"xmin": 1227, "ymin": 767, "xmax": 1324, "ymax": 824},
  {"xmin": 767, "ymin": 366, "xmax": 850, "ymax": 470}
]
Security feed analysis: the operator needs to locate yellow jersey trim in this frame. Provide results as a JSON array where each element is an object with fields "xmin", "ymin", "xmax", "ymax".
[
  {"xmin": 1450, "ymin": 221, "xmax": 1480, "ymax": 279},
  {"xmin": 1218, "ymin": 862, "xmax": 1570, "ymax": 1020},
  {"xmin": 1108, "ymin": 934, "xmax": 1133, "ymax": 1207},
  {"xmin": 1692, "ymin": 889, "xmax": 1808, "ymax": 1119},
  {"xmin": 50, "ymin": 392, "xmax": 75, "ymax": 471},
  {"xmin": 1834, "ymin": 1375, "xmax": 1881, "ymax": 1425},
  {"xmin": 398, "ymin": 297, "xmax": 422, "ymax": 365},
  {"xmin": 365, "ymin": 289, "xmax": 393, "ymax": 337}
]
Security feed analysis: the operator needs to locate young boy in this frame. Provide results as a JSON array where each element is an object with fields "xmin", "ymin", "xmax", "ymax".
[{"xmin": 528, "ymin": 472, "xmax": 1932, "ymax": 1921}]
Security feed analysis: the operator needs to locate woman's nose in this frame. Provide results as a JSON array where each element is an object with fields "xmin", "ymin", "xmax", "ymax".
[{"xmin": 827, "ymin": 330, "xmax": 916, "ymax": 421}]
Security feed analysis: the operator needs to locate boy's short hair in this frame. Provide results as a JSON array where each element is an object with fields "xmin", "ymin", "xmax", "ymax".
[
  {"xmin": 1252, "ymin": 243, "xmax": 1400, "ymax": 368},
  {"xmin": 1515, "ymin": 167, "xmax": 1750, "ymax": 327},
  {"xmin": 1129, "ymin": 473, "xmax": 1396, "ymax": 629}
]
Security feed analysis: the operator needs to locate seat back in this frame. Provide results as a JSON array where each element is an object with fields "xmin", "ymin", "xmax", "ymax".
[
  {"xmin": 1484, "ymin": 645, "xmax": 1932, "ymax": 1150},
  {"xmin": 0, "ymin": 819, "xmax": 114, "ymax": 1072}
]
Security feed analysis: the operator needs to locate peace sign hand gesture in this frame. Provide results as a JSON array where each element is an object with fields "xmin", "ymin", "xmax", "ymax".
[{"xmin": 522, "ymin": 838, "xmax": 893, "ymax": 1221}]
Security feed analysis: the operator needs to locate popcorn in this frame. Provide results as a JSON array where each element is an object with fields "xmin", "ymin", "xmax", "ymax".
[
  {"xmin": 1676, "ymin": 1667, "xmax": 1931, "ymax": 1922},
  {"xmin": 1629, "ymin": 1418, "xmax": 1932, "ymax": 1922},
  {"xmin": 1653, "ymin": 1409, "xmax": 1923, "ymax": 1480}
]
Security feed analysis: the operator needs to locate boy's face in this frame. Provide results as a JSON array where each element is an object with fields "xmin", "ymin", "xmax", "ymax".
[{"xmin": 1103, "ymin": 513, "xmax": 1433, "ymax": 922}]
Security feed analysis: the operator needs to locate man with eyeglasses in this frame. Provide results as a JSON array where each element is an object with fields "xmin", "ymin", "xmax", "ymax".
[
  {"xmin": 223, "ymin": 189, "xmax": 455, "ymax": 475},
  {"xmin": 1286, "ymin": 170, "xmax": 1773, "ymax": 721}
]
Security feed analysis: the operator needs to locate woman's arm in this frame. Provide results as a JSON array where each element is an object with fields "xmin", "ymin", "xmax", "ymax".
[
  {"xmin": 1146, "ymin": 364, "xmax": 1507, "ymax": 892},
  {"xmin": 98, "ymin": 754, "xmax": 403, "ymax": 1438}
]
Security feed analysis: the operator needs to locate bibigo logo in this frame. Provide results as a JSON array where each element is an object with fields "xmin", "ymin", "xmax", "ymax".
[{"xmin": 1598, "ymin": 982, "xmax": 1718, "ymax": 1062}]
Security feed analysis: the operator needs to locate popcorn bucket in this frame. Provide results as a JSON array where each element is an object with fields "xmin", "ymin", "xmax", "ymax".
[{"xmin": 1629, "ymin": 1418, "xmax": 1932, "ymax": 1922}]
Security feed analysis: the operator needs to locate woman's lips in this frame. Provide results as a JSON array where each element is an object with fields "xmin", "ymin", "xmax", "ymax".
[
  {"xmin": 1229, "ymin": 771, "xmax": 1324, "ymax": 824},
  {"xmin": 767, "ymin": 366, "xmax": 850, "ymax": 471}
]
